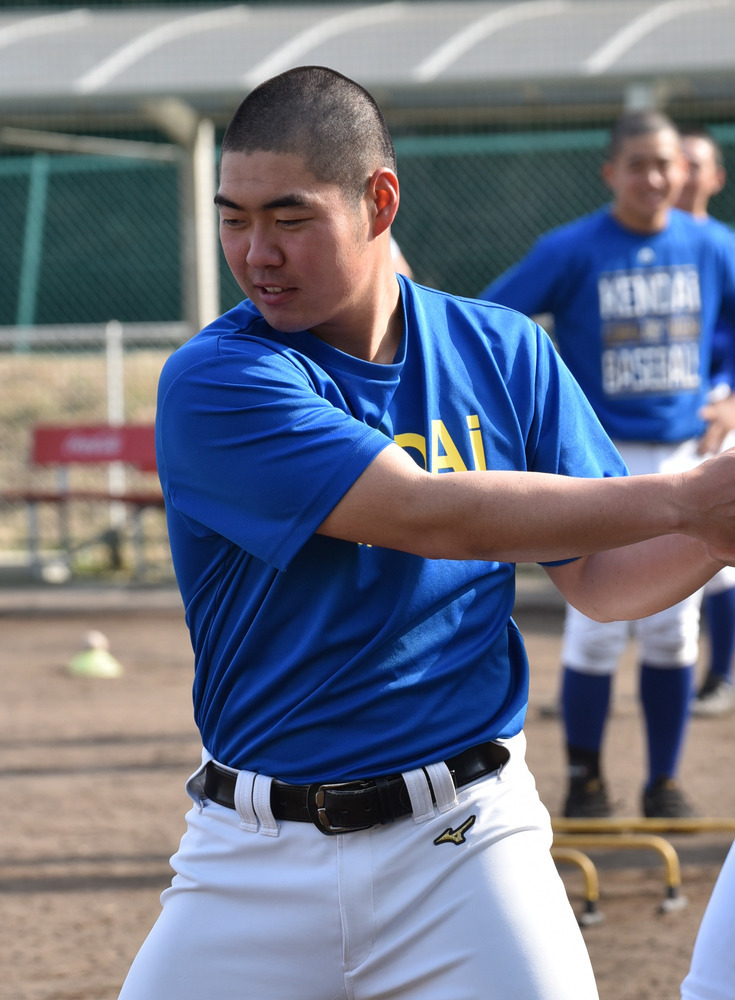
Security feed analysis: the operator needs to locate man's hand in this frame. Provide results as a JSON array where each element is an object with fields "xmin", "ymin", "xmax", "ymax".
[
  {"xmin": 547, "ymin": 448, "xmax": 735, "ymax": 622},
  {"xmin": 698, "ymin": 392, "xmax": 735, "ymax": 455},
  {"xmin": 678, "ymin": 448, "xmax": 735, "ymax": 552}
]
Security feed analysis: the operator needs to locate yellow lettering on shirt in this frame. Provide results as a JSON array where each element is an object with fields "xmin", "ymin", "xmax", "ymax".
[
  {"xmin": 431, "ymin": 420, "xmax": 468, "ymax": 473},
  {"xmin": 395, "ymin": 416, "xmax": 487, "ymax": 473},
  {"xmin": 394, "ymin": 433, "xmax": 427, "ymax": 469},
  {"xmin": 466, "ymin": 414, "xmax": 487, "ymax": 471}
]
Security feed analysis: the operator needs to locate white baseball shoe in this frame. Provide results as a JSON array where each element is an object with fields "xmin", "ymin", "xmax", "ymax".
[{"xmin": 691, "ymin": 676, "xmax": 735, "ymax": 717}]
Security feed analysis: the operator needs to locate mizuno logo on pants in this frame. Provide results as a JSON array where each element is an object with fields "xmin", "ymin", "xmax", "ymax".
[{"xmin": 433, "ymin": 814, "xmax": 476, "ymax": 846}]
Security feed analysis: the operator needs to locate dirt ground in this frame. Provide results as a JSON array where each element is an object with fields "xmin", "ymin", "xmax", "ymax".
[{"xmin": 2, "ymin": 580, "xmax": 735, "ymax": 1000}]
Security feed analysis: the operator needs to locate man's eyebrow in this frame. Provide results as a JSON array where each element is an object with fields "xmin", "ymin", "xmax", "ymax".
[
  {"xmin": 214, "ymin": 193, "xmax": 241, "ymax": 210},
  {"xmin": 263, "ymin": 194, "xmax": 311, "ymax": 211},
  {"xmin": 213, "ymin": 192, "xmax": 312, "ymax": 210}
]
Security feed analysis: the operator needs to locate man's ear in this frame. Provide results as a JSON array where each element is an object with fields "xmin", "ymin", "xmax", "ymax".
[
  {"xmin": 367, "ymin": 168, "xmax": 399, "ymax": 237},
  {"xmin": 714, "ymin": 166, "xmax": 727, "ymax": 197}
]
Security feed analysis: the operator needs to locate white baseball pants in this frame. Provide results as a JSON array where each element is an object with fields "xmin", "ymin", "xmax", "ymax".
[
  {"xmin": 681, "ymin": 838, "xmax": 735, "ymax": 1000},
  {"xmin": 118, "ymin": 733, "xmax": 598, "ymax": 1000}
]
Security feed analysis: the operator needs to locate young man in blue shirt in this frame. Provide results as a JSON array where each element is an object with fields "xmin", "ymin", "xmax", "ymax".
[
  {"xmin": 481, "ymin": 111, "xmax": 735, "ymax": 819},
  {"xmin": 120, "ymin": 75, "xmax": 735, "ymax": 1000}
]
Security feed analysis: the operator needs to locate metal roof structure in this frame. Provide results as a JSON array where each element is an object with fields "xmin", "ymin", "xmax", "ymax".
[{"xmin": 1, "ymin": 0, "xmax": 735, "ymax": 130}]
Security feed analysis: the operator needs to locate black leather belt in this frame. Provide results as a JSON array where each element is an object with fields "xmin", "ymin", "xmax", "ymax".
[{"xmin": 203, "ymin": 740, "xmax": 510, "ymax": 835}]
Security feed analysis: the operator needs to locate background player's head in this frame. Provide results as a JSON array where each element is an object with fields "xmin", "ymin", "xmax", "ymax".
[
  {"xmin": 602, "ymin": 109, "xmax": 686, "ymax": 234},
  {"xmin": 676, "ymin": 126, "xmax": 726, "ymax": 219},
  {"xmin": 222, "ymin": 65, "xmax": 397, "ymax": 206}
]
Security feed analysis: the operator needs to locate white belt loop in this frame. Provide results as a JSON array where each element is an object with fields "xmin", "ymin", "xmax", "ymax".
[
  {"xmin": 234, "ymin": 769, "xmax": 259, "ymax": 833},
  {"xmin": 424, "ymin": 761, "xmax": 458, "ymax": 813},
  {"xmin": 185, "ymin": 747, "xmax": 214, "ymax": 812},
  {"xmin": 402, "ymin": 767, "xmax": 435, "ymax": 824},
  {"xmin": 252, "ymin": 773, "xmax": 280, "ymax": 837}
]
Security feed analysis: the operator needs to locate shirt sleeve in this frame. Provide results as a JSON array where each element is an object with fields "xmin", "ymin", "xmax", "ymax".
[
  {"xmin": 157, "ymin": 345, "xmax": 392, "ymax": 570},
  {"xmin": 478, "ymin": 219, "xmax": 594, "ymax": 329},
  {"xmin": 477, "ymin": 232, "xmax": 566, "ymax": 316},
  {"xmin": 528, "ymin": 320, "xmax": 627, "ymax": 480},
  {"xmin": 713, "ymin": 235, "xmax": 735, "ymax": 369}
]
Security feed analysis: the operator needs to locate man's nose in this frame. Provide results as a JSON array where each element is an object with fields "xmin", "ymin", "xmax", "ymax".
[
  {"xmin": 246, "ymin": 227, "xmax": 283, "ymax": 268},
  {"xmin": 646, "ymin": 167, "xmax": 666, "ymax": 188}
]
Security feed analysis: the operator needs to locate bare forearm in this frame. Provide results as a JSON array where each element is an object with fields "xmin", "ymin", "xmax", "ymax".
[
  {"xmin": 320, "ymin": 443, "xmax": 735, "ymax": 564},
  {"xmin": 548, "ymin": 536, "xmax": 723, "ymax": 622},
  {"xmin": 413, "ymin": 468, "xmax": 681, "ymax": 563}
]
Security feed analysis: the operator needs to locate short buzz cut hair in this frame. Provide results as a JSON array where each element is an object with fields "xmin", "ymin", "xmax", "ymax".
[
  {"xmin": 606, "ymin": 109, "xmax": 679, "ymax": 160},
  {"xmin": 221, "ymin": 65, "xmax": 397, "ymax": 202}
]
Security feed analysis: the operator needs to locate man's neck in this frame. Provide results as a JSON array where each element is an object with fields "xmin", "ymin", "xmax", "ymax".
[{"xmin": 312, "ymin": 272, "xmax": 403, "ymax": 365}]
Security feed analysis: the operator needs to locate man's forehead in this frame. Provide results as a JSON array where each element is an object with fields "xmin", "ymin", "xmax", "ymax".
[
  {"xmin": 221, "ymin": 148, "xmax": 316, "ymax": 182},
  {"xmin": 682, "ymin": 137, "xmax": 717, "ymax": 163},
  {"xmin": 617, "ymin": 130, "xmax": 682, "ymax": 161},
  {"xmin": 218, "ymin": 149, "xmax": 336, "ymax": 202}
]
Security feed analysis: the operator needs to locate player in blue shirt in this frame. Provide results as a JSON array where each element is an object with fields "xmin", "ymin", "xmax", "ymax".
[
  {"xmin": 119, "ymin": 73, "xmax": 735, "ymax": 1000},
  {"xmin": 677, "ymin": 126, "xmax": 735, "ymax": 717},
  {"xmin": 480, "ymin": 111, "xmax": 735, "ymax": 820}
]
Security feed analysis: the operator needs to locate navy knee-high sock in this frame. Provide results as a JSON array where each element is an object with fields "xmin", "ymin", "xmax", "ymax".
[
  {"xmin": 562, "ymin": 667, "xmax": 611, "ymax": 777},
  {"xmin": 704, "ymin": 587, "xmax": 735, "ymax": 682},
  {"xmin": 639, "ymin": 662, "xmax": 693, "ymax": 790}
]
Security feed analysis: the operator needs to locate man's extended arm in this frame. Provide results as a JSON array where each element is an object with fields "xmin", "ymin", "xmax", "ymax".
[{"xmin": 317, "ymin": 441, "xmax": 735, "ymax": 621}]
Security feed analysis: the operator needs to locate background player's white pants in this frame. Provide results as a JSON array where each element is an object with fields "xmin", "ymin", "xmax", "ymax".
[
  {"xmin": 681, "ymin": 838, "xmax": 735, "ymax": 1000},
  {"xmin": 562, "ymin": 439, "xmax": 735, "ymax": 674},
  {"xmin": 118, "ymin": 733, "xmax": 598, "ymax": 1000},
  {"xmin": 562, "ymin": 598, "xmax": 703, "ymax": 673}
]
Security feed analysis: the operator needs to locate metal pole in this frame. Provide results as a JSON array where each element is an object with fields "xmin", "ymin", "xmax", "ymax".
[
  {"xmin": 106, "ymin": 319, "xmax": 126, "ymax": 529},
  {"xmin": 192, "ymin": 117, "xmax": 220, "ymax": 330},
  {"xmin": 16, "ymin": 153, "xmax": 50, "ymax": 334}
]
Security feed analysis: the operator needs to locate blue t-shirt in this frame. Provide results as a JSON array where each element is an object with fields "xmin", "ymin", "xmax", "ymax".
[
  {"xmin": 156, "ymin": 277, "xmax": 626, "ymax": 782},
  {"xmin": 698, "ymin": 215, "xmax": 735, "ymax": 392},
  {"xmin": 480, "ymin": 207, "xmax": 735, "ymax": 442}
]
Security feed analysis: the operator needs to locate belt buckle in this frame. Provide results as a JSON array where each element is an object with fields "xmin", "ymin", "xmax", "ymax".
[{"xmin": 313, "ymin": 782, "xmax": 369, "ymax": 835}]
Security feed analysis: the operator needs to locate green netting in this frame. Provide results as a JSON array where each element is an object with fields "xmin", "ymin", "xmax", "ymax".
[
  {"xmin": 394, "ymin": 131, "xmax": 612, "ymax": 297},
  {"xmin": 3, "ymin": 121, "xmax": 735, "ymax": 322},
  {"xmin": 1, "ymin": 156, "xmax": 181, "ymax": 326}
]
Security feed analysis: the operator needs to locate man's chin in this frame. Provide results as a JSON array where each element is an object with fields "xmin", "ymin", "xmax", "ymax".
[{"xmin": 255, "ymin": 306, "xmax": 309, "ymax": 335}]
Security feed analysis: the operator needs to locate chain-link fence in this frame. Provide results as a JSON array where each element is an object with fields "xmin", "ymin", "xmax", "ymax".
[
  {"xmin": 2, "ymin": 155, "xmax": 180, "ymax": 327},
  {"xmin": 4, "ymin": 118, "xmax": 735, "ymax": 578},
  {"xmin": 7, "ymin": 123, "xmax": 735, "ymax": 321}
]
